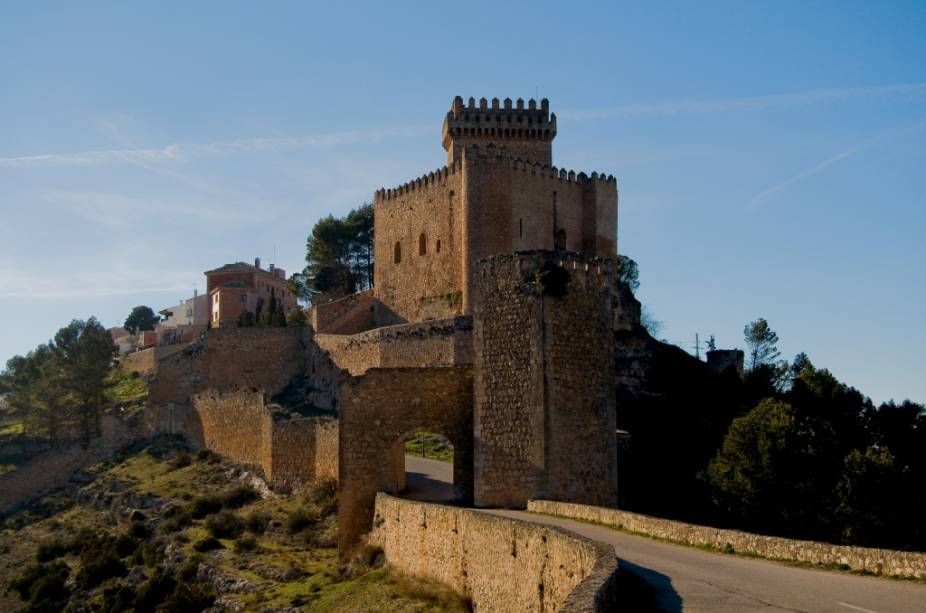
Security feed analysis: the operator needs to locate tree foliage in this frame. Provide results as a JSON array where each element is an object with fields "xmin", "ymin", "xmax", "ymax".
[
  {"xmin": 124, "ymin": 306, "xmax": 159, "ymax": 334},
  {"xmin": 616, "ymin": 255, "xmax": 640, "ymax": 292},
  {"xmin": 1, "ymin": 317, "xmax": 117, "ymax": 449},
  {"xmin": 743, "ymin": 318, "xmax": 781, "ymax": 371},
  {"xmin": 292, "ymin": 203, "xmax": 374, "ymax": 304}
]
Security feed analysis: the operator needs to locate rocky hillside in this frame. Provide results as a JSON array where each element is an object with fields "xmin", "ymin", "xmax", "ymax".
[{"xmin": 0, "ymin": 436, "xmax": 470, "ymax": 612}]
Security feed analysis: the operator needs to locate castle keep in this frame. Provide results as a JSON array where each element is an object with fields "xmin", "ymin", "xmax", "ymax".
[{"xmin": 148, "ymin": 96, "xmax": 635, "ymax": 553}]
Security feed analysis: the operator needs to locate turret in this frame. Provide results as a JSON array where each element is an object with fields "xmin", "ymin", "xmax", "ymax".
[{"xmin": 442, "ymin": 95, "xmax": 557, "ymax": 165}]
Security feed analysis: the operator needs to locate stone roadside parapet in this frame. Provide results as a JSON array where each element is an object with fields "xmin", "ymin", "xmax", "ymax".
[{"xmin": 528, "ymin": 500, "xmax": 926, "ymax": 579}]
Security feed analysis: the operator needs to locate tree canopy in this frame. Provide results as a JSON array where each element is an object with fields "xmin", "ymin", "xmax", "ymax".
[
  {"xmin": 291, "ymin": 203, "xmax": 374, "ymax": 304},
  {"xmin": 743, "ymin": 318, "xmax": 781, "ymax": 371},
  {"xmin": 124, "ymin": 306, "xmax": 159, "ymax": 334}
]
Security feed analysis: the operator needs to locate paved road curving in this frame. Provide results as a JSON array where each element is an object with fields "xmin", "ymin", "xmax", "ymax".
[{"xmin": 403, "ymin": 455, "xmax": 926, "ymax": 613}]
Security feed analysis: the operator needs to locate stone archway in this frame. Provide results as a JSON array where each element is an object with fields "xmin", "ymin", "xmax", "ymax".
[{"xmin": 338, "ymin": 367, "xmax": 473, "ymax": 553}]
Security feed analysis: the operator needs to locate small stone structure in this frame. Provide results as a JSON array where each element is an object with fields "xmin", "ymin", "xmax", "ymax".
[
  {"xmin": 371, "ymin": 494, "xmax": 619, "ymax": 612},
  {"xmin": 706, "ymin": 349, "xmax": 745, "ymax": 379},
  {"xmin": 529, "ymin": 500, "xmax": 926, "ymax": 579}
]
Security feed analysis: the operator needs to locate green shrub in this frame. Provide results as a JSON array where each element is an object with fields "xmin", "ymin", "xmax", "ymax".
[
  {"xmin": 161, "ymin": 582, "xmax": 216, "ymax": 611},
  {"xmin": 159, "ymin": 508, "xmax": 192, "ymax": 534},
  {"xmin": 305, "ymin": 478, "xmax": 338, "ymax": 517},
  {"xmin": 128, "ymin": 520, "xmax": 148, "ymax": 539},
  {"xmin": 205, "ymin": 510, "xmax": 243, "ymax": 539},
  {"xmin": 75, "ymin": 550, "xmax": 127, "ymax": 589},
  {"xmin": 35, "ymin": 538, "xmax": 69, "ymax": 562},
  {"xmin": 219, "ymin": 485, "xmax": 258, "ymax": 509},
  {"xmin": 134, "ymin": 571, "xmax": 177, "ymax": 612},
  {"xmin": 285, "ymin": 507, "xmax": 320, "ymax": 535},
  {"xmin": 176, "ymin": 554, "xmax": 203, "ymax": 582},
  {"xmin": 188, "ymin": 495, "xmax": 223, "ymax": 519},
  {"xmin": 169, "ymin": 452, "xmax": 191, "ymax": 471},
  {"xmin": 7, "ymin": 561, "xmax": 69, "ymax": 601},
  {"xmin": 195, "ymin": 449, "xmax": 220, "ymax": 464},
  {"xmin": 234, "ymin": 534, "xmax": 258, "ymax": 553},
  {"xmin": 193, "ymin": 537, "xmax": 224, "ymax": 553},
  {"xmin": 129, "ymin": 509, "xmax": 147, "ymax": 522},
  {"xmin": 244, "ymin": 511, "xmax": 271, "ymax": 534}
]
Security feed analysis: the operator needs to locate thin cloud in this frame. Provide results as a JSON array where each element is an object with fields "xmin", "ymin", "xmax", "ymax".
[
  {"xmin": 0, "ymin": 264, "xmax": 195, "ymax": 299},
  {"xmin": 0, "ymin": 125, "xmax": 430, "ymax": 168},
  {"xmin": 561, "ymin": 82, "xmax": 926, "ymax": 121},
  {"xmin": 747, "ymin": 146, "xmax": 864, "ymax": 208}
]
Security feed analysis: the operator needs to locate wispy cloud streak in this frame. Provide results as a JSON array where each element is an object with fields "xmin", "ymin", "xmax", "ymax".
[
  {"xmin": 561, "ymin": 82, "xmax": 926, "ymax": 120},
  {"xmin": 0, "ymin": 125, "xmax": 429, "ymax": 168},
  {"xmin": 747, "ymin": 146, "xmax": 864, "ymax": 208}
]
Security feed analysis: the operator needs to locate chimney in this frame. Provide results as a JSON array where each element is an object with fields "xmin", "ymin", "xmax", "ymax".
[
  {"xmin": 254, "ymin": 257, "xmax": 261, "ymax": 269},
  {"xmin": 269, "ymin": 263, "xmax": 275, "ymax": 273}
]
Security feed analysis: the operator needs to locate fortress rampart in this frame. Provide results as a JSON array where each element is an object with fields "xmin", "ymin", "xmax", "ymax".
[{"xmin": 370, "ymin": 494, "xmax": 619, "ymax": 612}]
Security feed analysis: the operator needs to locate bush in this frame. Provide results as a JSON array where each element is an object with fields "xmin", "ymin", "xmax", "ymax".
[
  {"xmin": 244, "ymin": 511, "xmax": 271, "ymax": 534},
  {"xmin": 195, "ymin": 449, "xmax": 220, "ymax": 464},
  {"xmin": 193, "ymin": 537, "xmax": 224, "ymax": 553},
  {"xmin": 234, "ymin": 534, "xmax": 258, "ymax": 553},
  {"xmin": 7, "ymin": 561, "xmax": 69, "ymax": 601},
  {"xmin": 128, "ymin": 520, "xmax": 148, "ymax": 539},
  {"xmin": 161, "ymin": 582, "xmax": 216, "ymax": 612},
  {"xmin": 285, "ymin": 507, "xmax": 320, "ymax": 535},
  {"xmin": 134, "ymin": 571, "xmax": 177, "ymax": 612},
  {"xmin": 176, "ymin": 554, "xmax": 203, "ymax": 582},
  {"xmin": 205, "ymin": 510, "xmax": 243, "ymax": 539},
  {"xmin": 75, "ymin": 550, "xmax": 127, "ymax": 589},
  {"xmin": 219, "ymin": 485, "xmax": 258, "ymax": 509},
  {"xmin": 305, "ymin": 478, "xmax": 338, "ymax": 517},
  {"xmin": 169, "ymin": 452, "xmax": 191, "ymax": 471},
  {"xmin": 35, "ymin": 538, "xmax": 69, "ymax": 562},
  {"xmin": 188, "ymin": 495, "xmax": 223, "ymax": 519},
  {"xmin": 159, "ymin": 508, "xmax": 193, "ymax": 534}
]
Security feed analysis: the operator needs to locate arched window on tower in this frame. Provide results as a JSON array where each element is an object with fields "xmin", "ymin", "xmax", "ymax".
[
  {"xmin": 555, "ymin": 228, "xmax": 567, "ymax": 251},
  {"xmin": 419, "ymin": 233, "xmax": 427, "ymax": 256},
  {"xmin": 436, "ymin": 239, "xmax": 442, "ymax": 253},
  {"xmin": 394, "ymin": 241, "xmax": 402, "ymax": 264}
]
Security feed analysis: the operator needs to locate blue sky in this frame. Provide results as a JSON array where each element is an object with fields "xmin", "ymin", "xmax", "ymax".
[{"xmin": 1, "ymin": 2, "xmax": 924, "ymax": 404}]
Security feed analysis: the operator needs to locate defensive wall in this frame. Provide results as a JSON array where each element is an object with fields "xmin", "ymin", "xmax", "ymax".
[
  {"xmin": 316, "ymin": 316, "xmax": 473, "ymax": 375},
  {"xmin": 0, "ymin": 415, "xmax": 136, "ymax": 515},
  {"xmin": 149, "ymin": 326, "xmax": 340, "ymax": 412},
  {"xmin": 190, "ymin": 389, "xmax": 337, "ymax": 486},
  {"xmin": 308, "ymin": 289, "xmax": 405, "ymax": 335},
  {"xmin": 473, "ymin": 252, "xmax": 618, "ymax": 508},
  {"xmin": 529, "ymin": 500, "xmax": 926, "ymax": 579},
  {"xmin": 370, "ymin": 494, "xmax": 619, "ymax": 613},
  {"xmin": 338, "ymin": 367, "xmax": 474, "ymax": 552},
  {"xmin": 119, "ymin": 344, "xmax": 190, "ymax": 375}
]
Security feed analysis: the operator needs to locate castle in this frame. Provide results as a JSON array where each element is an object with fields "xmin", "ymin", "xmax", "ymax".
[{"xmin": 148, "ymin": 96, "xmax": 641, "ymax": 553}]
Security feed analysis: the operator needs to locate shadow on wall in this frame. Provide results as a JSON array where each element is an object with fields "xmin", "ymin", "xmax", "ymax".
[{"xmin": 616, "ymin": 560, "xmax": 682, "ymax": 613}]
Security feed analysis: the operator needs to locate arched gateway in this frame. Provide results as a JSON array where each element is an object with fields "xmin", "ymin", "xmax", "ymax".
[{"xmin": 338, "ymin": 367, "xmax": 474, "ymax": 552}]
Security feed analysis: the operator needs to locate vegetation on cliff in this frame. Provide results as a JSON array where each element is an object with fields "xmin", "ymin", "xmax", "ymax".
[{"xmin": 0, "ymin": 436, "xmax": 470, "ymax": 612}]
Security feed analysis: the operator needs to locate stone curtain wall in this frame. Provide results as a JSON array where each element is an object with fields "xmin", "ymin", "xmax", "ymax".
[
  {"xmin": 190, "ymin": 389, "xmax": 337, "ymax": 487},
  {"xmin": 338, "ymin": 367, "xmax": 474, "ymax": 552},
  {"xmin": 149, "ymin": 327, "xmax": 316, "ymax": 406},
  {"xmin": 0, "ymin": 416, "xmax": 135, "ymax": 515},
  {"xmin": 374, "ymin": 164, "xmax": 465, "ymax": 323},
  {"xmin": 309, "ymin": 289, "xmax": 377, "ymax": 335},
  {"xmin": 529, "ymin": 500, "xmax": 926, "ymax": 579},
  {"xmin": 119, "ymin": 344, "xmax": 190, "ymax": 375},
  {"xmin": 370, "ymin": 494, "xmax": 619, "ymax": 613},
  {"xmin": 473, "ymin": 252, "xmax": 618, "ymax": 508},
  {"xmin": 316, "ymin": 316, "xmax": 473, "ymax": 376}
]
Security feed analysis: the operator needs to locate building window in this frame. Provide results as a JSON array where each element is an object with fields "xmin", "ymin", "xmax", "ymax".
[
  {"xmin": 419, "ymin": 233, "xmax": 427, "ymax": 256},
  {"xmin": 555, "ymin": 228, "xmax": 567, "ymax": 251},
  {"xmin": 239, "ymin": 294, "xmax": 247, "ymax": 303},
  {"xmin": 394, "ymin": 241, "xmax": 402, "ymax": 264},
  {"xmin": 436, "ymin": 239, "xmax": 441, "ymax": 253}
]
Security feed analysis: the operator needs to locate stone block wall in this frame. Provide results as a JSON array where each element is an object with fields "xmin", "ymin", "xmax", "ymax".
[
  {"xmin": 189, "ymin": 389, "xmax": 337, "ymax": 487},
  {"xmin": 528, "ymin": 500, "xmax": 926, "ymax": 579},
  {"xmin": 473, "ymin": 252, "xmax": 617, "ymax": 508},
  {"xmin": 338, "ymin": 367, "xmax": 474, "ymax": 551},
  {"xmin": 370, "ymin": 494, "xmax": 619, "ymax": 613},
  {"xmin": 316, "ymin": 316, "xmax": 473, "ymax": 376},
  {"xmin": 309, "ymin": 289, "xmax": 379, "ymax": 335},
  {"xmin": 119, "ymin": 344, "xmax": 190, "ymax": 375}
]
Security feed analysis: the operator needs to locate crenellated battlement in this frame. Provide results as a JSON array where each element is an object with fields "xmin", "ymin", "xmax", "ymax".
[
  {"xmin": 375, "ymin": 159, "xmax": 462, "ymax": 202},
  {"xmin": 464, "ymin": 144, "xmax": 616, "ymax": 185},
  {"xmin": 442, "ymin": 96, "xmax": 557, "ymax": 165}
]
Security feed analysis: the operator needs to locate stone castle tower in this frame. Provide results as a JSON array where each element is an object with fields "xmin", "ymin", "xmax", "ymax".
[{"xmin": 373, "ymin": 96, "xmax": 618, "ymax": 323}]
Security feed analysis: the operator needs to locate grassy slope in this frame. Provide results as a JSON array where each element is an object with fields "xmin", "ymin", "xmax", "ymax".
[
  {"xmin": 0, "ymin": 437, "xmax": 469, "ymax": 612},
  {"xmin": 404, "ymin": 431, "xmax": 454, "ymax": 463}
]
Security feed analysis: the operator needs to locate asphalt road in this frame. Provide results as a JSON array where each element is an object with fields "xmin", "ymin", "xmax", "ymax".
[{"xmin": 403, "ymin": 455, "xmax": 926, "ymax": 613}]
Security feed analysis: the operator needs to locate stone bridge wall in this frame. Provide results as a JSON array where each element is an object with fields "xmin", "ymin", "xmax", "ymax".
[
  {"xmin": 529, "ymin": 500, "xmax": 926, "ymax": 579},
  {"xmin": 370, "ymin": 494, "xmax": 619, "ymax": 613}
]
